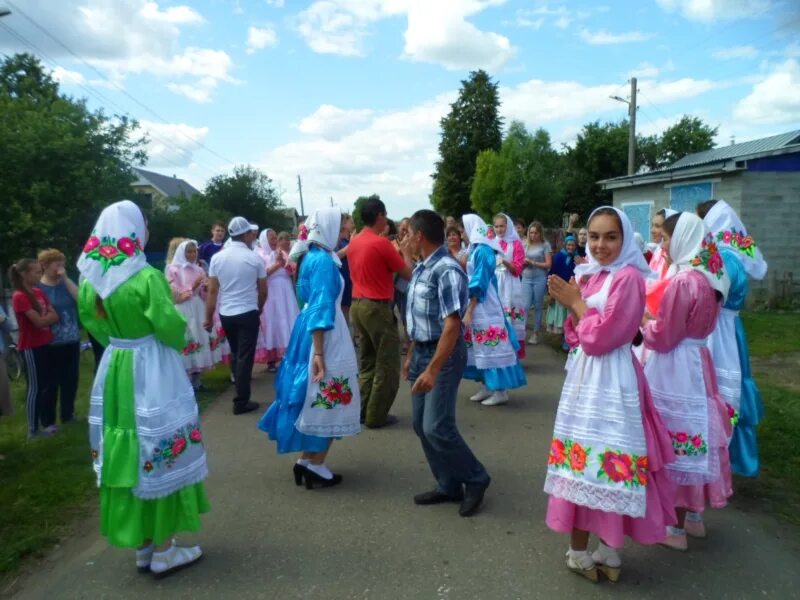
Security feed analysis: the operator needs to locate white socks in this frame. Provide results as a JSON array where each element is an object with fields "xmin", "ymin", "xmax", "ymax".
[
  {"xmin": 136, "ymin": 544, "xmax": 154, "ymax": 570},
  {"xmin": 668, "ymin": 525, "xmax": 686, "ymax": 535},
  {"xmin": 592, "ymin": 542, "xmax": 621, "ymax": 568},
  {"xmin": 686, "ymin": 511, "xmax": 703, "ymax": 522},
  {"xmin": 307, "ymin": 463, "xmax": 333, "ymax": 480},
  {"xmin": 149, "ymin": 541, "xmax": 203, "ymax": 575},
  {"xmin": 567, "ymin": 548, "xmax": 595, "ymax": 570},
  {"xmin": 296, "ymin": 458, "xmax": 310, "ymax": 467}
]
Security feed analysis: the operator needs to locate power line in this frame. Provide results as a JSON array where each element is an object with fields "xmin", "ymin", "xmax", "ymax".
[{"xmin": 6, "ymin": 1, "xmax": 238, "ymax": 169}]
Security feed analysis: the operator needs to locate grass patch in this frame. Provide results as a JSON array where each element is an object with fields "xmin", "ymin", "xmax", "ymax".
[
  {"xmin": 741, "ymin": 311, "xmax": 800, "ymax": 357},
  {"xmin": 0, "ymin": 350, "xmax": 230, "ymax": 580}
]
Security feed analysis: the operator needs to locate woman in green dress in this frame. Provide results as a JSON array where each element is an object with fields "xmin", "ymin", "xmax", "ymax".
[{"xmin": 78, "ymin": 200, "xmax": 210, "ymax": 576}]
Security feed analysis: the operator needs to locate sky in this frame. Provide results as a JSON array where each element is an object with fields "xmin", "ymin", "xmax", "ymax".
[{"xmin": 0, "ymin": 0, "xmax": 798, "ymax": 218}]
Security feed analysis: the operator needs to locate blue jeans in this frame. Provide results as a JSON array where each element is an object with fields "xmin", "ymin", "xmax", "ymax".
[
  {"xmin": 522, "ymin": 275, "xmax": 547, "ymax": 333},
  {"xmin": 409, "ymin": 339, "xmax": 490, "ymax": 496}
]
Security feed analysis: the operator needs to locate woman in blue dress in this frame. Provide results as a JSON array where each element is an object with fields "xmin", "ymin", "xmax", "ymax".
[
  {"xmin": 258, "ymin": 207, "xmax": 361, "ymax": 488},
  {"xmin": 461, "ymin": 214, "xmax": 527, "ymax": 407}
]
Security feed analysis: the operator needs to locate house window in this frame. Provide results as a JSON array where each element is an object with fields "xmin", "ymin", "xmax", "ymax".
[
  {"xmin": 669, "ymin": 182, "xmax": 713, "ymax": 213},
  {"xmin": 621, "ymin": 202, "xmax": 653, "ymax": 243}
]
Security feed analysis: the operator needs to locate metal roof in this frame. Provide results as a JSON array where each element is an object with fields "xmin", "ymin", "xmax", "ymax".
[
  {"xmin": 670, "ymin": 129, "xmax": 800, "ymax": 169},
  {"xmin": 133, "ymin": 167, "xmax": 201, "ymax": 198}
]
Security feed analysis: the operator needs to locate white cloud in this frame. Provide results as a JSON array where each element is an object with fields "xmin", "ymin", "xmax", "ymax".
[
  {"xmin": 298, "ymin": 105, "xmax": 375, "ymax": 140},
  {"xmin": 628, "ymin": 60, "xmax": 676, "ymax": 79},
  {"xmin": 734, "ymin": 59, "xmax": 800, "ymax": 125},
  {"xmin": 139, "ymin": 120, "xmax": 210, "ymax": 168},
  {"xmin": 266, "ymin": 0, "xmax": 285, "ymax": 6},
  {"xmin": 656, "ymin": 0, "xmax": 771, "ymax": 22},
  {"xmin": 52, "ymin": 66, "xmax": 87, "ymax": 86},
  {"xmin": 166, "ymin": 76, "xmax": 221, "ymax": 104},
  {"xmin": 0, "ymin": 1, "xmax": 234, "ymax": 103},
  {"xmin": 294, "ymin": 0, "xmax": 516, "ymax": 70},
  {"xmin": 246, "ymin": 25, "xmax": 278, "ymax": 54},
  {"xmin": 579, "ymin": 28, "xmax": 653, "ymax": 45},
  {"xmin": 713, "ymin": 45, "xmax": 759, "ymax": 60}
]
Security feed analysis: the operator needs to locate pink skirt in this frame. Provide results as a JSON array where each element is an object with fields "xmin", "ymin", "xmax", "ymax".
[{"xmin": 546, "ymin": 359, "xmax": 677, "ymax": 548}]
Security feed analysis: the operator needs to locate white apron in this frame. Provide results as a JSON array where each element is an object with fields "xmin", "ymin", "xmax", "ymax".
[
  {"xmin": 496, "ymin": 241, "xmax": 526, "ymax": 346},
  {"xmin": 645, "ymin": 337, "xmax": 719, "ymax": 486},
  {"xmin": 89, "ymin": 335, "xmax": 208, "ymax": 499},
  {"xmin": 707, "ymin": 308, "xmax": 741, "ymax": 425},
  {"xmin": 544, "ymin": 272, "xmax": 649, "ymax": 518},
  {"xmin": 466, "ymin": 253, "xmax": 519, "ymax": 371},
  {"xmin": 176, "ymin": 294, "xmax": 215, "ymax": 373},
  {"xmin": 295, "ymin": 274, "xmax": 362, "ymax": 438}
]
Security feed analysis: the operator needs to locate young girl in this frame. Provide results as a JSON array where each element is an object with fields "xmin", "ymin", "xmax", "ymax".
[
  {"xmin": 166, "ymin": 240, "xmax": 215, "ymax": 390},
  {"xmin": 9, "ymin": 258, "xmax": 59, "ymax": 438},
  {"xmin": 493, "ymin": 213, "xmax": 527, "ymax": 358},
  {"xmin": 522, "ymin": 221, "xmax": 552, "ymax": 345},
  {"xmin": 700, "ymin": 200, "xmax": 767, "ymax": 480},
  {"xmin": 643, "ymin": 212, "xmax": 732, "ymax": 551},
  {"xmin": 544, "ymin": 207, "xmax": 676, "ymax": 583},
  {"xmin": 547, "ymin": 236, "xmax": 577, "ymax": 342},
  {"xmin": 461, "ymin": 215, "xmax": 526, "ymax": 407},
  {"xmin": 256, "ymin": 230, "xmax": 299, "ymax": 372},
  {"xmin": 78, "ymin": 200, "xmax": 209, "ymax": 576}
]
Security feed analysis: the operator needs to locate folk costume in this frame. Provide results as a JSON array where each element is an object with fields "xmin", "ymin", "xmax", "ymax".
[
  {"xmin": 546, "ymin": 237, "xmax": 577, "ymax": 334},
  {"xmin": 77, "ymin": 201, "xmax": 209, "ymax": 570},
  {"xmin": 258, "ymin": 208, "xmax": 361, "ymax": 456},
  {"xmin": 496, "ymin": 214, "xmax": 527, "ymax": 358},
  {"xmin": 703, "ymin": 200, "xmax": 767, "ymax": 477},
  {"xmin": 461, "ymin": 215, "xmax": 526, "ymax": 406},
  {"xmin": 545, "ymin": 207, "xmax": 676, "ymax": 554}
]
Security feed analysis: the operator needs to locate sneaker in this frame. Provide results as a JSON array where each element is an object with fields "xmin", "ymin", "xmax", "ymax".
[
  {"xmin": 684, "ymin": 518, "xmax": 707, "ymax": 539},
  {"xmin": 566, "ymin": 550, "xmax": 598, "ymax": 583},
  {"xmin": 469, "ymin": 386, "xmax": 492, "ymax": 402},
  {"xmin": 43, "ymin": 425, "xmax": 58, "ymax": 435},
  {"xmin": 481, "ymin": 391, "xmax": 508, "ymax": 406},
  {"xmin": 149, "ymin": 542, "xmax": 203, "ymax": 578},
  {"xmin": 528, "ymin": 333, "xmax": 539, "ymax": 345},
  {"xmin": 136, "ymin": 544, "xmax": 154, "ymax": 573}
]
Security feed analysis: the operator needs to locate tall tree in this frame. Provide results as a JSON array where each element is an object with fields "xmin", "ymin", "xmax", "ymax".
[
  {"xmin": 203, "ymin": 165, "xmax": 289, "ymax": 232},
  {"xmin": 352, "ymin": 194, "xmax": 380, "ymax": 231},
  {"xmin": 431, "ymin": 70, "xmax": 502, "ymax": 217},
  {"xmin": 471, "ymin": 121, "xmax": 563, "ymax": 225},
  {"xmin": 658, "ymin": 115, "xmax": 717, "ymax": 166},
  {"xmin": 146, "ymin": 193, "xmax": 232, "ymax": 255},
  {"xmin": 0, "ymin": 53, "xmax": 147, "ymax": 268}
]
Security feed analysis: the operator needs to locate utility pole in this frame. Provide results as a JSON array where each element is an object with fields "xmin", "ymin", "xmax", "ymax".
[
  {"xmin": 330, "ymin": 196, "xmax": 334, "ymax": 207},
  {"xmin": 610, "ymin": 77, "xmax": 638, "ymax": 176},
  {"xmin": 297, "ymin": 175, "xmax": 305, "ymax": 218},
  {"xmin": 628, "ymin": 77, "xmax": 637, "ymax": 176}
]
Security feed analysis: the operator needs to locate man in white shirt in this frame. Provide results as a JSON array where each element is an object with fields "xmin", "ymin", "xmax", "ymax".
[{"xmin": 204, "ymin": 216, "xmax": 267, "ymax": 415}]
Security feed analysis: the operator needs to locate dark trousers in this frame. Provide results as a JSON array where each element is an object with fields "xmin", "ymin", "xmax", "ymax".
[
  {"xmin": 88, "ymin": 332, "xmax": 106, "ymax": 374},
  {"xmin": 350, "ymin": 298, "xmax": 400, "ymax": 427},
  {"xmin": 408, "ymin": 339, "xmax": 490, "ymax": 496},
  {"xmin": 47, "ymin": 342, "xmax": 81, "ymax": 422},
  {"xmin": 220, "ymin": 310, "xmax": 260, "ymax": 406},
  {"xmin": 22, "ymin": 346, "xmax": 56, "ymax": 434}
]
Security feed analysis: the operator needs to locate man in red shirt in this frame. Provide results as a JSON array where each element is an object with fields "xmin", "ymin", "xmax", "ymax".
[{"xmin": 348, "ymin": 197, "xmax": 413, "ymax": 428}]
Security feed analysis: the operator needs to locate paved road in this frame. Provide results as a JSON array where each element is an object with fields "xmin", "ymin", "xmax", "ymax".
[{"xmin": 12, "ymin": 345, "xmax": 800, "ymax": 599}]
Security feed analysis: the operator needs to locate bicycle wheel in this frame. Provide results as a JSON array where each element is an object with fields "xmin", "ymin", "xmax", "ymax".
[{"xmin": 6, "ymin": 346, "xmax": 23, "ymax": 381}]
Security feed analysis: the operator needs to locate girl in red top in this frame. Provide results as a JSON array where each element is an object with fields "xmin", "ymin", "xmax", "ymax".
[{"xmin": 9, "ymin": 258, "xmax": 59, "ymax": 437}]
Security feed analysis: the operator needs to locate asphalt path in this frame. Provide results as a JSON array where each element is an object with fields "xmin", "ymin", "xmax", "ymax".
[{"xmin": 12, "ymin": 344, "xmax": 800, "ymax": 599}]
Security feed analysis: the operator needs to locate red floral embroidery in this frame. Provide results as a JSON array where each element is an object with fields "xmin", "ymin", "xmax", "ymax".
[
  {"xmin": 143, "ymin": 422, "xmax": 204, "ymax": 475},
  {"xmin": 311, "ymin": 376, "xmax": 354, "ymax": 409},
  {"xmin": 549, "ymin": 437, "xmax": 590, "ymax": 474},
  {"xmin": 669, "ymin": 430, "xmax": 708, "ymax": 456},
  {"xmin": 82, "ymin": 231, "xmax": 143, "ymax": 274}
]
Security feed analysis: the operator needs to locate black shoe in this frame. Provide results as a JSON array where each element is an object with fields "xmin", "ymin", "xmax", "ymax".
[
  {"xmin": 233, "ymin": 401, "xmax": 259, "ymax": 415},
  {"xmin": 293, "ymin": 463, "xmax": 307, "ymax": 486},
  {"xmin": 365, "ymin": 414, "xmax": 399, "ymax": 429},
  {"xmin": 303, "ymin": 469, "xmax": 343, "ymax": 489},
  {"xmin": 459, "ymin": 482, "xmax": 489, "ymax": 517},
  {"xmin": 414, "ymin": 489, "xmax": 463, "ymax": 505}
]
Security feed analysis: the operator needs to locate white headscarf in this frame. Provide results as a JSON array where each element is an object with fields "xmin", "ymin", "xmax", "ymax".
[
  {"xmin": 167, "ymin": 239, "xmax": 204, "ymax": 290},
  {"xmin": 662, "ymin": 208, "xmax": 679, "ymax": 219},
  {"xmin": 574, "ymin": 206, "xmax": 652, "ymax": 279},
  {"xmin": 289, "ymin": 207, "xmax": 343, "ymax": 266},
  {"xmin": 462, "ymin": 214, "xmax": 502, "ymax": 253},
  {"xmin": 667, "ymin": 212, "xmax": 731, "ymax": 301},
  {"xmin": 258, "ymin": 228, "xmax": 276, "ymax": 251},
  {"xmin": 633, "ymin": 232, "xmax": 646, "ymax": 253},
  {"xmin": 703, "ymin": 200, "xmax": 767, "ymax": 280},
  {"xmin": 170, "ymin": 239, "xmax": 198, "ymax": 268},
  {"xmin": 77, "ymin": 200, "xmax": 148, "ymax": 299},
  {"xmin": 497, "ymin": 213, "xmax": 521, "ymax": 244}
]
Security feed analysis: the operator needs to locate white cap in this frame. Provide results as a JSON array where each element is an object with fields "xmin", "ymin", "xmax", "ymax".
[{"xmin": 228, "ymin": 216, "xmax": 258, "ymax": 237}]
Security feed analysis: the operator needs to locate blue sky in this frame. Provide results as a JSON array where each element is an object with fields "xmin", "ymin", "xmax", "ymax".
[{"xmin": 1, "ymin": 0, "xmax": 798, "ymax": 217}]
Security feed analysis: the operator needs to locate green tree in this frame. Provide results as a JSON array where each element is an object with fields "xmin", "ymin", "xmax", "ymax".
[
  {"xmin": 431, "ymin": 70, "xmax": 502, "ymax": 217},
  {"xmin": 0, "ymin": 53, "xmax": 147, "ymax": 268},
  {"xmin": 658, "ymin": 115, "xmax": 717, "ymax": 166},
  {"xmin": 471, "ymin": 121, "xmax": 564, "ymax": 225},
  {"xmin": 352, "ymin": 194, "xmax": 380, "ymax": 231},
  {"xmin": 146, "ymin": 193, "xmax": 233, "ymax": 255},
  {"xmin": 203, "ymin": 165, "xmax": 289, "ymax": 232}
]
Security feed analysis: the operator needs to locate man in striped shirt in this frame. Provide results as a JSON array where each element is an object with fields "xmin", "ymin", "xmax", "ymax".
[{"xmin": 403, "ymin": 210, "xmax": 491, "ymax": 518}]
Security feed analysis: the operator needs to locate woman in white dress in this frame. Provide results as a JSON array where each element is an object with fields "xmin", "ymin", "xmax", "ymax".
[
  {"xmin": 255, "ymin": 229, "xmax": 299, "ymax": 372},
  {"xmin": 165, "ymin": 240, "xmax": 215, "ymax": 390},
  {"xmin": 492, "ymin": 213, "xmax": 527, "ymax": 359}
]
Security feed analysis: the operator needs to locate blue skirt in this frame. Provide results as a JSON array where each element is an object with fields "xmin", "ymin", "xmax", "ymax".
[
  {"xmin": 729, "ymin": 317, "xmax": 764, "ymax": 477},
  {"xmin": 257, "ymin": 311, "xmax": 329, "ymax": 454},
  {"xmin": 463, "ymin": 320, "xmax": 526, "ymax": 390}
]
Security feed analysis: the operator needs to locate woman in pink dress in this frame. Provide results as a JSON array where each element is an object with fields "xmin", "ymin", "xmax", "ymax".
[
  {"xmin": 492, "ymin": 213, "xmax": 526, "ymax": 359},
  {"xmin": 255, "ymin": 229, "xmax": 299, "ymax": 372},
  {"xmin": 643, "ymin": 212, "xmax": 732, "ymax": 552},
  {"xmin": 545, "ymin": 207, "xmax": 676, "ymax": 583}
]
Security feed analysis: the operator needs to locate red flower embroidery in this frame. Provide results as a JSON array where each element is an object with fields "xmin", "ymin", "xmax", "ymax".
[
  {"xmin": 691, "ymin": 435, "xmax": 703, "ymax": 448},
  {"xmin": 635, "ymin": 456, "xmax": 648, "ymax": 486},
  {"xmin": 84, "ymin": 236, "xmax": 100, "ymax": 253},
  {"xmin": 98, "ymin": 244, "xmax": 119, "ymax": 259},
  {"xmin": 675, "ymin": 432, "xmax": 688, "ymax": 443},
  {"xmin": 549, "ymin": 438, "xmax": 566, "ymax": 466},
  {"xmin": 601, "ymin": 451, "xmax": 633, "ymax": 483},
  {"xmin": 189, "ymin": 428, "xmax": 202, "ymax": 443},
  {"xmin": 172, "ymin": 437, "xmax": 187, "ymax": 456},
  {"xmin": 117, "ymin": 237, "xmax": 137, "ymax": 257},
  {"xmin": 569, "ymin": 442, "xmax": 587, "ymax": 472}
]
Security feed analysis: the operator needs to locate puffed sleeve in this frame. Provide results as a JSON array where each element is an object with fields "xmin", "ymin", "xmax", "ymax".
[
  {"xmin": 143, "ymin": 270, "xmax": 188, "ymax": 352},
  {"xmin": 78, "ymin": 280, "xmax": 111, "ymax": 347},
  {"xmin": 575, "ymin": 268, "xmax": 644, "ymax": 356},
  {"xmin": 644, "ymin": 274, "xmax": 694, "ymax": 353},
  {"xmin": 304, "ymin": 252, "xmax": 341, "ymax": 333},
  {"xmin": 510, "ymin": 240, "xmax": 525, "ymax": 276},
  {"xmin": 468, "ymin": 244, "xmax": 495, "ymax": 303}
]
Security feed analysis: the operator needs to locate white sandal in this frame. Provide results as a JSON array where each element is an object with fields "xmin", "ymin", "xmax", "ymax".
[{"xmin": 149, "ymin": 541, "xmax": 203, "ymax": 578}]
